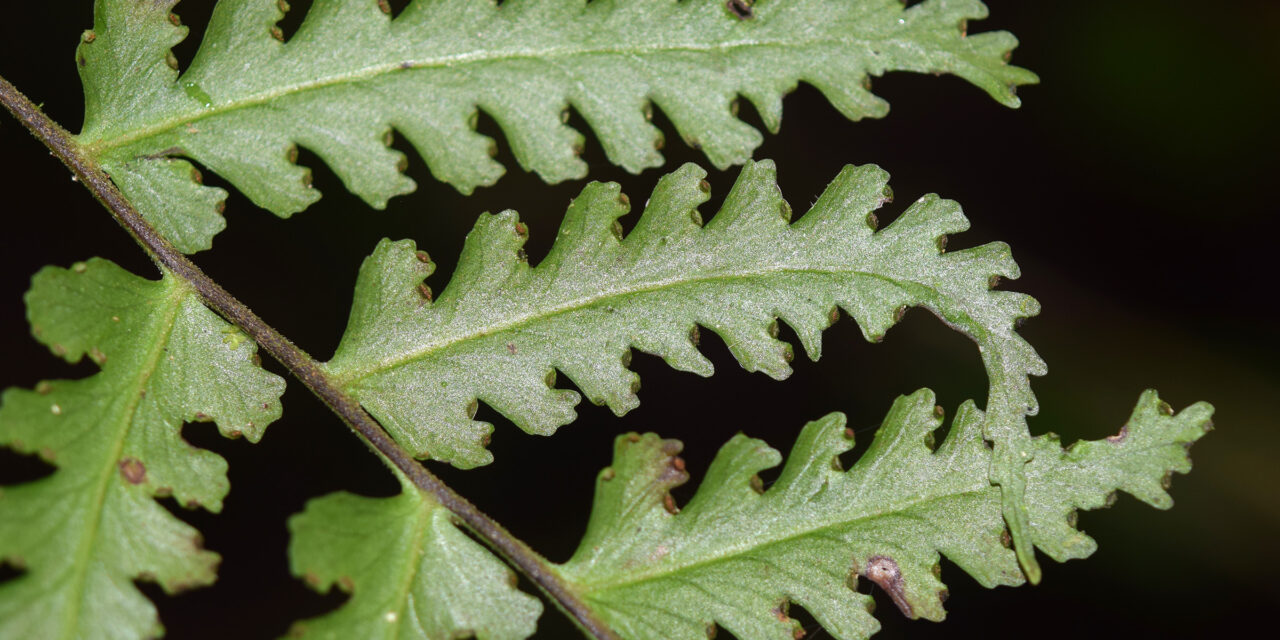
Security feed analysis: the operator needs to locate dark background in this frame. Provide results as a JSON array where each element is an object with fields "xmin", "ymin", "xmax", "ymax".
[{"xmin": 1, "ymin": 1, "xmax": 1277, "ymax": 638}]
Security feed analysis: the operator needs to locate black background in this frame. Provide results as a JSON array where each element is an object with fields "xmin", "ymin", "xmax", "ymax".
[{"xmin": 1, "ymin": 1, "xmax": 1277, "ymax": 638}]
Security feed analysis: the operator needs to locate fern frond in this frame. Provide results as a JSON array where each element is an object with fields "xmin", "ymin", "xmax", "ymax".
[
  {"xmin": 549, "ymin": 389, "xmax": 1212, "ymax": 640},
  {"xmin": 324, "ymin": 160, "xmax": 1043, "ymax": 474},
  {"xmin": 0, "ymin": 260, "xmax": 285, "ymax": 640},
  {"xmin": 75, "ymin": 0, "xmax": 1036, "ymax": 252},
  {"xmin": 286, "ymin": 476, "xmax": 541, "ymax": 640}
]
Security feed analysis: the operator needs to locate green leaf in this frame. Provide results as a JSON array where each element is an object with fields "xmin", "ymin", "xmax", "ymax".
[
  {"xmin": 286, "ymin": 476, "xmax": 542, "ymax": 640},
  {"xmin": 0, "ymin": 259, "xmax": 285, "ymax": 640},
  {"xmin": 74, "ymin": 0, "xmax": 1036, "ymax": 252},
  {"xmin": 551, "ymin": 389, "xmax": 1212, "ymax": 640},
  {"xmin": 325, "ymin": 159, "xmax": 1043, "ymax": 475}
]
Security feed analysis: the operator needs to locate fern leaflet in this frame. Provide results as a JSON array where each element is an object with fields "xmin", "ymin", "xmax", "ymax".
[
  {"xmin": 287, "ymin": 472, "xmax": 541, "ymax": 639},
  {"xmin": 0, "ymin": 259, "xmax": 285, "ymax": 640},
  {"xmin": 75, "ymin": 0, "xmax": 1036, "ymax": 252},
  {"xmin": 550, "ymin": 389, "xmax": 1211, "ymax": 640}
]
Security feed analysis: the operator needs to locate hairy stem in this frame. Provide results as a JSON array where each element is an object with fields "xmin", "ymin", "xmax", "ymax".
[{"xmin": 0, "ymin": 73, "xmax": 616, "ymax": 640}]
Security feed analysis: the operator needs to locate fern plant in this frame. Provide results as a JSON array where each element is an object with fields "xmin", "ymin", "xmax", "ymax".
[{"xmin": 0, "ymin": 1, "xmax": 1213, "ymax": 639}]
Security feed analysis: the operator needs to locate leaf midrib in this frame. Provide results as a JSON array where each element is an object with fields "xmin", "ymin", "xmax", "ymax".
[
  {"xmin": 81, "ymin": 28, "xmax": 947, "ymax": 153},
  {"xmin": 331, "ymin": 265, "xmax": 913, "ymax": 385},
  {"xmin": 571, "ymin": 481, "xmax": 995, "ymax": 594},
  {"xmin": 63, "ymin": 277, "xmax": 186, "ymax": 640}
]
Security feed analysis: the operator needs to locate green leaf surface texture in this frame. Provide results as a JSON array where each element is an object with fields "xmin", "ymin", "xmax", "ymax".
[
  {"xmin": 325, "ymin": 159, "xmax": 1044, "ymax": 478},
  {"xmin": 286, "ymin": 477, "xmax": 541, "ymax": 640},
  {"xmin": 0, "ymin": 260, "xmax": 285, "ymax": 640},
  {"xmin": 552, "ymin": 389, "xmax": 1212, "ymax": 640},
  {"xmin": 74, "ymin": 0, "xmax": 1036, "ymax": 253}
]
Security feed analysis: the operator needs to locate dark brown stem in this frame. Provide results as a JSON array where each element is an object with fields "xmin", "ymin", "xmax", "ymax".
[{"xmin": 0, "ymin": 73, "xmax": 617, "ymax": 640}]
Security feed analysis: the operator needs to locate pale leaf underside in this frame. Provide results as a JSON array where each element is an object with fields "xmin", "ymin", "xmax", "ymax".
[
  {"xmin": 325, "ymin": 159, "xmax": 1044, "ymax": 476},
  {"xmin": 0, "ymin": 260, "xmax": 284, "ymax": 640},
  {"xmin": 552, "ymin": 389, "xmax": 1212, "ymax": 640},
  {"xmin": 75, "ymin": 0, "xmax": 1036, "ymax": 252}
]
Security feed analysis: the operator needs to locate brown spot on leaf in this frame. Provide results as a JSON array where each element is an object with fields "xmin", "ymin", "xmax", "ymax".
[
  {"xmin": 662, "ymin": 493, "xmax": 679, "ymax": 514},
  {"xmin": 726, "ymin": 0, "xmax": 754, "ymax": 20},
  {"xmin": 1106, "ymin": 425, "xmax": 1129, "ymax": 444},
  {"xmin": 35, "ymin": 381, "xmax": 52, "ymax": 395},
  {"xmin": 415, "ymin": 250, "xmax": 431, "ymax": 263},
  {"xmin": 506, "ymin": 342, "xmax": 517, "ymax": 354},
  {"xmin": 337, "ymin": 575, "xmax": 355, "ymax": 592},
  {"xmin": 863, "ymin": 555, "xmax": 913, "ymax": 617},
  {"xmin": 82, "ymin": 30, "xmax": 96, "ymax": 43},
  {"xmin": 377, "ymin": 0, "xmax": 391, "ymax": 14},
  {"xmin": 119, "ymin": 458, "xmax": 147, "ymax": 484},
  {"xmin": 417, "ymin": 283, "xmax": 433, "ymax": 302},
  {"xmin": 303, "ymin": 571, "xmax": 321, "ymax": 587}
]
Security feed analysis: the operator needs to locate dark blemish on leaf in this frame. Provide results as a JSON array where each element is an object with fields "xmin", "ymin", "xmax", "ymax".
[
  {"xmin": 194, "ymin": 411, "xmax": 209, "ymax": 421},
  {"xmin": 1106, "ymin": 425, "xmax": 1129, "ymax": 444},
  {"xmin": 169, "ymin": 13, "xmax": 181, "ymax": 26},
  {"xmin": 626, "ymin": 433, "xmax": 641, "ymax": 443},
  {"xmin": 377, "ymin": 0, "xmax": 391, "ymax": 14},
  {"xmin": 270, "ymin": 26, "xmax": 285, "ymax": 41},
  {"xmin": 119, "ymin": 458, "xmax": 147, "ymax": 484},
  {"xmin": 844, "ymin": 427, "xmax": 856, "ymax": 440},
  {"xmin": 417, "ymin": 283, "xmax": 433, "ymax": 302},
  {"xmin": 829, "ymin": 306, "xmax": 841, "ymax": 325},
  {"xmin": 515, "ymin": 248, "xmax": 528, "ymax": 262},
  {"xmin": 617, "ymin": 192, "xmax": 630, "ymax": 208},
  {"xmin": 572, "ymin": 139, "xmax": 585, "ymax": 156},
  {"xmin": 672, "ymin": 457, "xmax": 686, "ymax": 472},
  {"xmin": 278, "ymin": 0, "xmax": 291, "ymax": 12},
  {"xmin": 35, "ymin": 381, "xmax": 52, "ymax": 395},
  {"xmin": 936, "ymin": 235, "xmax": 948, "ymax": 252},
  {"xmin": 933, "ymin": 405, "xmax": 945, "ymax": 419},
  {"xmin": 690, "ymin": 140, "xmax": 702, "ymax": 151},
  {"xmin": 415, "ymin": 250, "xmax": 431, "ymax": 263},
  {"xmin": 663, "ymin": 493, "xmax": 679, "ymax": 514},
  {"xmin": 514, "ymin": 221, "xmax": 528, "ymax": 237},
  {"xmin": 989, "ymin": 275, "xmax": 1002, "ymax": 289},
  {"xmin": 506, "ymin": 342, "xmax": 517, "ymax": 354},
  {"xmin": 190, "ymin": 166, "xmax": 204, "ymax": 184},
  {"xmin": 1104, "ymin": 491, "xmax": 1119, "ymax": 508},
  {"xmin": 772, "ymin": 604, "xmax": 788, "ymax": 622},
  {"xmin": 863, "ymin": 555, "xmax": 912, "ymax": 617},
  {"xmin": 706, "ymin": 623, "xmax": 718, "ymax": 639},
  {"xmin": 1000, "ymin": 529, "xmax": 1012, "ymax": 548},
  {"xmin": 399, "ymin": 60, "xmax": 413, "ymax": 70},
  {"xmin": 1066, "ymin": 510, "xmax": 1079, "ymax": 528},
  {"xmin": 262, "ymin": 403, "xmax": 271, "ymax": 410},
  {"xmin": 881, "ymin": 185, "xmax": 894, "ymax": 203},
  {"xmin": 82, "ymin": 30, "xmax": 96, "ymax": 43},
  {"xmin": 726, "ymin": 0, "xmax": 754, "ymax": 20},
  {"xmin": 893, "ymin": 305, "xmax": 908, "ymax": 323},
  {"xmin": 750, "ymin": 474, "xmax": 765, "ymax": 494},
  {"xmin": 77, "ymin": 54, "xmax": 86, "ymax": 67},
  {"xmin": 866, "ymin": 212, "xmax": 879, "ymax": 230},
  {"xmin": 229, "ymin": 430, "xmax": 243, "ymax": 439},
  {"xmin": 689, "ymin": 325, "xmax": 701, "ymax": 346},
  {"xmin": 251, "ymin": 353, "xmax": 262, "ymax": 367},
  {"xmin": 1161, "ymin": 471, "xmax": 1174, "ymax": 490}
]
